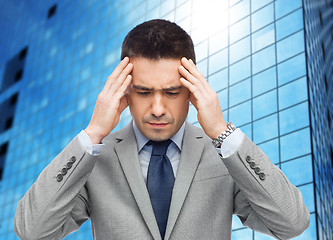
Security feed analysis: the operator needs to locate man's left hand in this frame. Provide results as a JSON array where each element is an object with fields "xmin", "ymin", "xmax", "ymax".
[{"xmin": 179, "ymin": 57, "xmax": 227, "ymax": 139}]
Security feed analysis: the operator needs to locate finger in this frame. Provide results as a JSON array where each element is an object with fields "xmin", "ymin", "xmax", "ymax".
[
  {"xmin": 181, "ymin": 58, "xmax": 212, "ymax": 91},
  {"xmin": 104, "ymin": 57, "xmax": 130, "ymax": 88},
  {"xmin": 183, "ymin": 58, "xmax": 217, "ymax": 94},
  {"xmin": 181, "ymin": 57, "xmax": 204, "ymax": 81},
  {"xmin": 179, "ymin": 77, "xmax": 205, "ymax": 103},
  {"xmin": 179, "ymin": 77, "xmax": 199, "ymax": 109},
  {"xmin": 114, "ymin": 74, "xmax": 132, "ymax": 100},
  {"xmin": 107, "ymin": 62, "xmax": 133, "ymax": 95},
  {"xmin": 178, "ymin": 65, "xmax": 206, "ymax": 94},
  {"xmin": 103, "ymin": 63, "xmax": 133, "ymax": 96}
]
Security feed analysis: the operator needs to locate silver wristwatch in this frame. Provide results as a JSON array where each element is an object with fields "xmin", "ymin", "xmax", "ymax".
[{"xmin": 212, "ymin": 122, "xmax": 236, "ymax": 148}]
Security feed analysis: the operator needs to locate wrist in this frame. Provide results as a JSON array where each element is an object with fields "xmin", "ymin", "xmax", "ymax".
[
  {"xmin": 211, "ymin": 122, "xmax": 228, "ymax": 140},
  {"xmin": 212, "ymin": 122, "xmax": 236, "ymax": 148},
  {"xmin": 84, "ymin": 127, "xmax": 105, "ymax": 144}
]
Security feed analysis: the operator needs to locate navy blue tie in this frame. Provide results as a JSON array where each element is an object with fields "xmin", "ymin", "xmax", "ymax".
[{"xmin": 147, "ymin": 139, "xmax": 174, "ymax": 239}]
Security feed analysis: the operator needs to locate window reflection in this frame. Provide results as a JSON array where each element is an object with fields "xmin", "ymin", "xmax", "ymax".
[
  {"xmin": 230, "ymin": 57, "xmax": 251, "ymax": 85},
  {"xmin": 252, "ymin": 67, "xmax": 276, "ymax": 97},
  {"xmin": 251, "ymin": 3, "xmax": 274, "ymax": 32}
]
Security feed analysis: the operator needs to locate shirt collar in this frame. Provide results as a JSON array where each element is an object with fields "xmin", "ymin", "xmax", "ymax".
[{"xmin": 133, "ymin": 121, "xmax": 185, "ymax": 152}]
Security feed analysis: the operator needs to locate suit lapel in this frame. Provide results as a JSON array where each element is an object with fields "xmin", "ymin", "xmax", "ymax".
[
  {"xmin": 165, "ymin": 122, "xmax": 205, "ymax": 239},
  {"xmin": 114, "ymin": 122, "xmax": 161, "ymax": 240}
]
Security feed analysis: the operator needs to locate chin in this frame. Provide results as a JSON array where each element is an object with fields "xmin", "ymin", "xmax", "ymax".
[{"xmin": 144, "ymin": 132, "xmax": 171, "ymax": 142}]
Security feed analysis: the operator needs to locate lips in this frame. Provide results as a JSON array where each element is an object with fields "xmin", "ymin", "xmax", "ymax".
[{"xmin": 148, "ymin": 122, "xmax": 169, "ymax": 128}]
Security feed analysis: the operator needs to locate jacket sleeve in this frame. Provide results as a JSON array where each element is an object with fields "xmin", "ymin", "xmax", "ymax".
[
  {"xmin": 14, "ymin": 136, "xmax": 98, "ymax": 240},
  {"xmin": 221, "ymin": 134, "xmax": 310, "ymax": 239}
]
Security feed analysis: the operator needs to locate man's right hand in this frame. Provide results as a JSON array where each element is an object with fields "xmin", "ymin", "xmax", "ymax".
[{"xmin": 84, "ymin": 57, "xmax": 133, "ymax": 144}]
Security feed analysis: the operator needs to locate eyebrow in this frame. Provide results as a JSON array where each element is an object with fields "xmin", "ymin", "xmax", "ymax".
[{"xmin": 133, "ymin": 85, "xmax": 183, "ymax": 91}]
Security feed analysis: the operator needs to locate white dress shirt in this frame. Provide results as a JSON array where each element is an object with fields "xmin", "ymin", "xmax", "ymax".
[{"xmin": 78, "ymin": 121, "xmax": 244, "ymax": 181}]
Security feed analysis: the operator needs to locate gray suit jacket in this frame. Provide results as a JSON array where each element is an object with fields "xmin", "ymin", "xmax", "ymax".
[{"xmin": 14, "ymin": 121, "xmax": 309, "ymax": 240}]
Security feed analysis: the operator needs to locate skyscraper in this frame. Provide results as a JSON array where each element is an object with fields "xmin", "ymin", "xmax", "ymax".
[{"xmin": 0, "ymin": 0, "xmax": 331, "ymax": 239}]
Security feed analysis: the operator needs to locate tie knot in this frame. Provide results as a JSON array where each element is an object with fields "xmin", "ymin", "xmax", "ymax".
[{"xmin": 148, "ymin": 139, "xmax": 172, "ymax": 156}]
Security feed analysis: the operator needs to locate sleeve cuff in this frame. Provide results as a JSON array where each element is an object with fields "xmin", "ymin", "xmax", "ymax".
[
  {"xmin": 216, "ymin": 128, "xmax": 244, "ymax": 158},
  {"xmin": 77, "ymin": 130, "xmax": 104, "ymax": 156}
]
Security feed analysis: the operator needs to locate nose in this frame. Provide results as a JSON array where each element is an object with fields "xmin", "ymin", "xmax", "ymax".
[{"xmin": 151, "ymin": 93, "xmax": 165, "ymax": 118}]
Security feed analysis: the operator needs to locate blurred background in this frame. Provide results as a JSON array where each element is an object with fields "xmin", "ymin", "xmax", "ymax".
[{"xmin": 0, "ymin": 0, "xmax": 332, "ymax": 239}]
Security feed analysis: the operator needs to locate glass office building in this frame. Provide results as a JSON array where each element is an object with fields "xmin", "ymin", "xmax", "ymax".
[{"xmin": 0, "ymin": 0, "xmax": 331, "ymax": 239}]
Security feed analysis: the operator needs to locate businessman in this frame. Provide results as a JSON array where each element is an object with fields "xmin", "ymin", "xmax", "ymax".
[{"xmin": 14, "ymin": 19, "xmax": 310, "ymax": 240}]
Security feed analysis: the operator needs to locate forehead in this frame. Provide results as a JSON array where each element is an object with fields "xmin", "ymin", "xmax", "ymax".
[{"xmin": 130, "ymin": 58, "xmax": 182, "ymax": 88}]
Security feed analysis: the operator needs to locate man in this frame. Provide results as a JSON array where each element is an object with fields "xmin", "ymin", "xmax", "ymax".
[{"xmin": 14, "ymin": 19, "xmax": 309, "ymax": 240}]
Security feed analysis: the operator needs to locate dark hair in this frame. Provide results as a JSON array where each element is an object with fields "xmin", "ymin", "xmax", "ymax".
[{"xmin": 121, "ymin": 19, "xmax": 196, "ymax": 64}]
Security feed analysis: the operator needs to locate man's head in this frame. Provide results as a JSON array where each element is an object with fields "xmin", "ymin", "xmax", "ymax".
[
  {"xmin": 122, "ymin": 19, "xmax": 195, "ymax": 141},
  {"xmin": 121, "ymin": 19, "xmax": 196, "ymax": 63}
]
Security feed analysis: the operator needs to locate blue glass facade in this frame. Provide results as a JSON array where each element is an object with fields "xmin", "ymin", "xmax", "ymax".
[{"xmin": 0, "ymin": 0, "xmax": 330, "ymax": 239}]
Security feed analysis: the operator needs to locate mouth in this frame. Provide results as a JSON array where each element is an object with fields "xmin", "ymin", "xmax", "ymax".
[{"xmin": 148, "ymin": 122, "xmax": 169, "ymax": 128}]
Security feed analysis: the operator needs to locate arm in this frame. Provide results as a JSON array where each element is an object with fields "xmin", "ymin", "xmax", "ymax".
[
  {"xmin": 223, "ymin": 134, "xmax": 310, "ymax": 239},
  {"xmin": 179, "ymin": 57, "xmax": 310, "ymax": 238},
  {"xmin": 14, "ymin": 137, "xmax": 95, "ymax": 239},
  {"xmin": 14, "ymin": 57, "xmax": 133, "ymax": 239}
]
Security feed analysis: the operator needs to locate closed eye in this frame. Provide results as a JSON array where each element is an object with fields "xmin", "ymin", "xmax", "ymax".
[
  {"xmin": 137, "ymin": 91, "xmax": 151, "ymax": 96},
  {"xmin": 164, "ymin": 92, "xmax": 180, "ymax": 97}
]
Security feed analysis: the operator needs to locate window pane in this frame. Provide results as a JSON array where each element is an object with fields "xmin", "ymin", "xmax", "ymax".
[
  {"xmin": 277, "ymin": 31, "xmax": 305, "ymax": 62},
  {"xmin": 278, "ymin": 77, "xmax": 308, "ymax": 110},
  {"xmin": 279, "ymin": 101, "xmax": 309, "ymax": 135},
  {"xmin": 230, "ymin": 17, "xmax": 250, "ymax": 44},
  {"xmin": 253, "ymin": 90, "xmax": 277, "ymax": 120},
  {"xmin": 252, "ymin": 66, "xmax": 277, "ymax": 97},
  {"xmin": 230, "ymin": 57, "xmax": 251, "ymax": 85},
  {"xmin": 229, "ymin": 78, "xmax": 251, "ymax": 107},
  {"xmin": 280, "ymin": 128, "xmax": 311, "ymax": 161},
  {"xmin": 232, "ymin": 214, "xmax": 243, "ymax": 230},
  {"xmin": 187, "ymin": 105, "xmax": 197, "ymax": 123},
  {"xmin": 209, "ymin": 29, "xmax": 228, "ymax": 55},
  {"xmin": 252, "ymin": 45, "xmax": 276, "ymax": 74},
  {"xmin": 276, "ymin": 9, "xmax": 303, "ymax": 41},
  {"xmin": 230, "ymin": 36, "xmax": 250, "ymax": 64},
  {"xmin": 232, "ymin": 228, "xmax": 253, "ymax": 240},
  {"xmin": 197, "ymin": 58, "xmax": 207, "ymax": 77},
  {"xmin": 230, "ymin": 0, "xmax": 250, "ymax": 25},
  {"xmin": 298, "ymin": 184, "xmax": 315, "ymax": 212},
  {"xmin": 209, "ymin": 68, "xmax": 228, "ymax": 92},
  {"xmin": 229, "ymin": 100, "xmax": 251, "ymax": 126},
  {"xmin": 275, "ymin": 0, "xmax": 302, "ymax": 19},
  {"xmin": 175, "ymin": 0, "xmax": 191, "ymax": 22},
  {"xmin": 241, "ymin": 123, "xmax": 252, "ymax": 139},
  {"xmin": 160, "ymin": 0, "xmax": 175, "ymax": 16},
  {"xmin": 195, "ymin": 40, "xmax": 208, "ymax": 62},
  {"xmin": 281, "ymin": 156, "xmax": 313, "ymax": 186},
  {"xmin": 251, "ymin": 0, "xmax": 273, "ymax": 12},
  {"xmin": 252, "ymin": 23, "xmax": 275, "ymax": 53},
  {"xmin": 257, "ymin": 138, "xmax": 279, "ymax": 164},
  {"xmin": 251, "ymin": 3, "xmax": 274, "ymax": 32},
  {"xmin": 253, "ymin": 114, "xmax": 278, "ymax": 143},
  {"xmin": 209, "ymin": 49, "xmax": 228, "ymax": 74},
  {"xmin": 277, "ymin": 53, "xmax": 306, "ymax": 86}
]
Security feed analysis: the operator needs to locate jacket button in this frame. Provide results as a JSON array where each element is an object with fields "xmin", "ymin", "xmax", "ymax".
[
  {"xmin": 56, "ymin": 174, "xmax": 63, "ymax": 182},
  {"xmin": 69, "ymin": 156, "xmax": 76, "ymax": 164},
  {"xmin": 61, "ymin": 168, "xmax": 68, "ymax": 175},
  {"xmin": 254, "ymin": 167, "xmax": 261, "ymax": 174},
  {"xmin": 246, "ymin": 156, "xmax": 252, "ymax": 163},
  {"xmin": 249, "ymin": 162, "xmax": 256, "ymax": 169},
  {"xmin": 66, "ymin": 162, "xmax": 72, "ymax": 170},
  {"xmin": 259, "ymin": 173, "xmax": 266, "ymax": 180}
]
